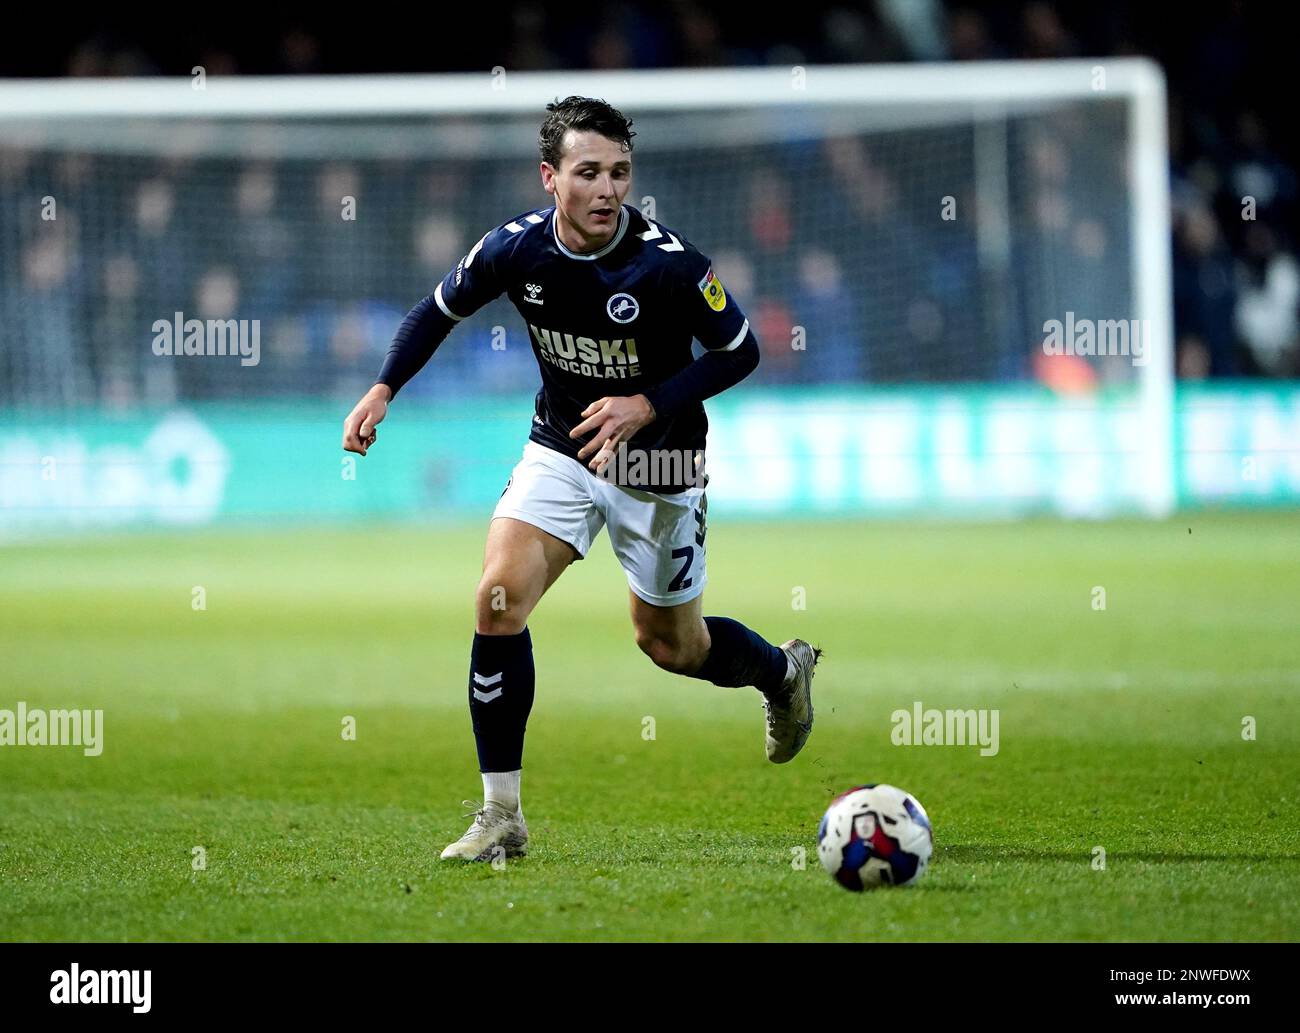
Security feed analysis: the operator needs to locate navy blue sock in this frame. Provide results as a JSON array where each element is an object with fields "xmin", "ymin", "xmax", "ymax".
[
  {"xmin": 690, "ymin": 616, "xmax": 788, "ymax": 695},
  {"xmin": 469, "ymin": 628, "xmax": 535, "ymax": 772}
]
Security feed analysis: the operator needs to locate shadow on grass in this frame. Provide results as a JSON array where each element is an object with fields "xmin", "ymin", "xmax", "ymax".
[{"xmin": 939, "ymin": 845, "xmax": 1300, "ymax": 865}]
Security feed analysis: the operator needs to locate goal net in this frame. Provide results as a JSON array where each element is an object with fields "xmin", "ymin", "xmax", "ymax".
[{"xmin": 0, "ymin": 62, "xmax": 1174, "ymax": 522}]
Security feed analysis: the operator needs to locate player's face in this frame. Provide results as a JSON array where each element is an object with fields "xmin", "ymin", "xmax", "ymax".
[{"xmin": 542, "ymin": 130, "xmax": 632, "ymax": 250}]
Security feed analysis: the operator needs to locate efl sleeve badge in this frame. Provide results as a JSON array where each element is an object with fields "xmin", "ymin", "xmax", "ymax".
[{"xmin": 697, "ymin": 266, "xmax": 728, "ymax": 313}]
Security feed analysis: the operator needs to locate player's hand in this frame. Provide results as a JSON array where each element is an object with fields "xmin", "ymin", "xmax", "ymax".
[
  {"xmin": 343, "ymin": 384, "xmax": 392, "ymax": 456},
  {"xmin": 569, "ymin": 394, "xmax": 656, "ymax": 473}
]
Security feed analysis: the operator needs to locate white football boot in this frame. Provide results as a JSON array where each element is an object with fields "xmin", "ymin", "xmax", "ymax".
[
  {"xmin": 439, "ymin": 800, "xmax": 529, "ymax": 861},
  {"xmin": 763, "ymin": 639, "xmax": 820, "ymax": 763}
]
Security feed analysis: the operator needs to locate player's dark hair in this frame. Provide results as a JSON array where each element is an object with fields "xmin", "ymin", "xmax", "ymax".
[{"xmin": 539, "ymin": 96, "xmax": 636, "ymax": 170}]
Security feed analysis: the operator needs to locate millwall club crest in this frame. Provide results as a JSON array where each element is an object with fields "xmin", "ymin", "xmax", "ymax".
[{"xmin": 607, "ymin": 293, "xmax": 639, "ymax": 324}]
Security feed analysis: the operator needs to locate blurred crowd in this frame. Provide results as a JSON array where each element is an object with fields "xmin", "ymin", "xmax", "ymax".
[
  {"xmin": 0, "ymin": 1, "xmax": 1295, "ymax": 408},
  {"xmin": 0, "ymin": 115, "xmax": 1137, "ymax": 405}
]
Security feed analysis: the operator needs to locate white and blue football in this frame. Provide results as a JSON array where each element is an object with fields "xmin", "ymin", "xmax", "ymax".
[{"xmin": 817, "ymin": 783, "xmax": 933, "ymax": 891}]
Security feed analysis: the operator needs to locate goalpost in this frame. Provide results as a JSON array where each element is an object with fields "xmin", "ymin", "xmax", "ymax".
[{"xmin": 0, "ymin": 60, "xmax": 1174, "ymax": 522}]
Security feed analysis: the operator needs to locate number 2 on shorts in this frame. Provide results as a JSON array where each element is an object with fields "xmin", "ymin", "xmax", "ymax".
[{"xmin": 668, "ymin": 546, "xmax": 694, "ymax": 593}]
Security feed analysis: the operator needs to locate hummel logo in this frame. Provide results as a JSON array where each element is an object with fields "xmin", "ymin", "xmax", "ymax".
[
  {"xmin": 637, "ymin": 221, "xmax": 683, "ymax": 252},
  {"xmin": 473, "ymin": 671, "xmax": 503, "ymax": 703},
  {"xmin": 523, "ymin": 283, "xmax": 544, "ymax": 305}
]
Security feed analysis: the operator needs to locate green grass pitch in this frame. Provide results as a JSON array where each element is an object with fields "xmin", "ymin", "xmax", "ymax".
[{"xmin": 1, "ymin": 512, "xmax": 1297, "ymax": 941}]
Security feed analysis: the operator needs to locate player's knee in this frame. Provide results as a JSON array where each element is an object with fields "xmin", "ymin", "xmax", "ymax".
[
  {"xmin": 475, "ymin": 575, "xmax": 532, "ymax": 635},
  {"xmin": 635, "ymin": 630, "xmax": 704, "ymax": 675}
]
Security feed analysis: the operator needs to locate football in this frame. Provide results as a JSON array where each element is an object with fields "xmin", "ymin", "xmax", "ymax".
[{"xmin": 817, "ymin": 784, "xmax": 934, "ymax": 891}]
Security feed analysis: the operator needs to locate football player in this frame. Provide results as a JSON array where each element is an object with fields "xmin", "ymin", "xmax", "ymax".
[{"xmin": 343, "ymin": 96, "xmax": 819, "ymax": 861}]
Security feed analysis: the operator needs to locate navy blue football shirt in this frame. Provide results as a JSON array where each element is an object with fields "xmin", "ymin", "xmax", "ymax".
[{"xmin": 429, "ymin": 203, "xmax": 752, "ymax": 487}]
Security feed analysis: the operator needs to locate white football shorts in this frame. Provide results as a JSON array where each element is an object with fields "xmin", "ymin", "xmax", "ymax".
[{"xmin": 492, "ymin": 440, "xmax": 708, "ymax": 606}]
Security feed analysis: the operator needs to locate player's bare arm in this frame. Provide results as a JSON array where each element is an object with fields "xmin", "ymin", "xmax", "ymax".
[
  {"xmin": 569, "ymin": 393, "xmax": 656, "ymax": 472},
  {"xmin": 342, "ymin": 383, "xmax": 390, "ymax": 456}
]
